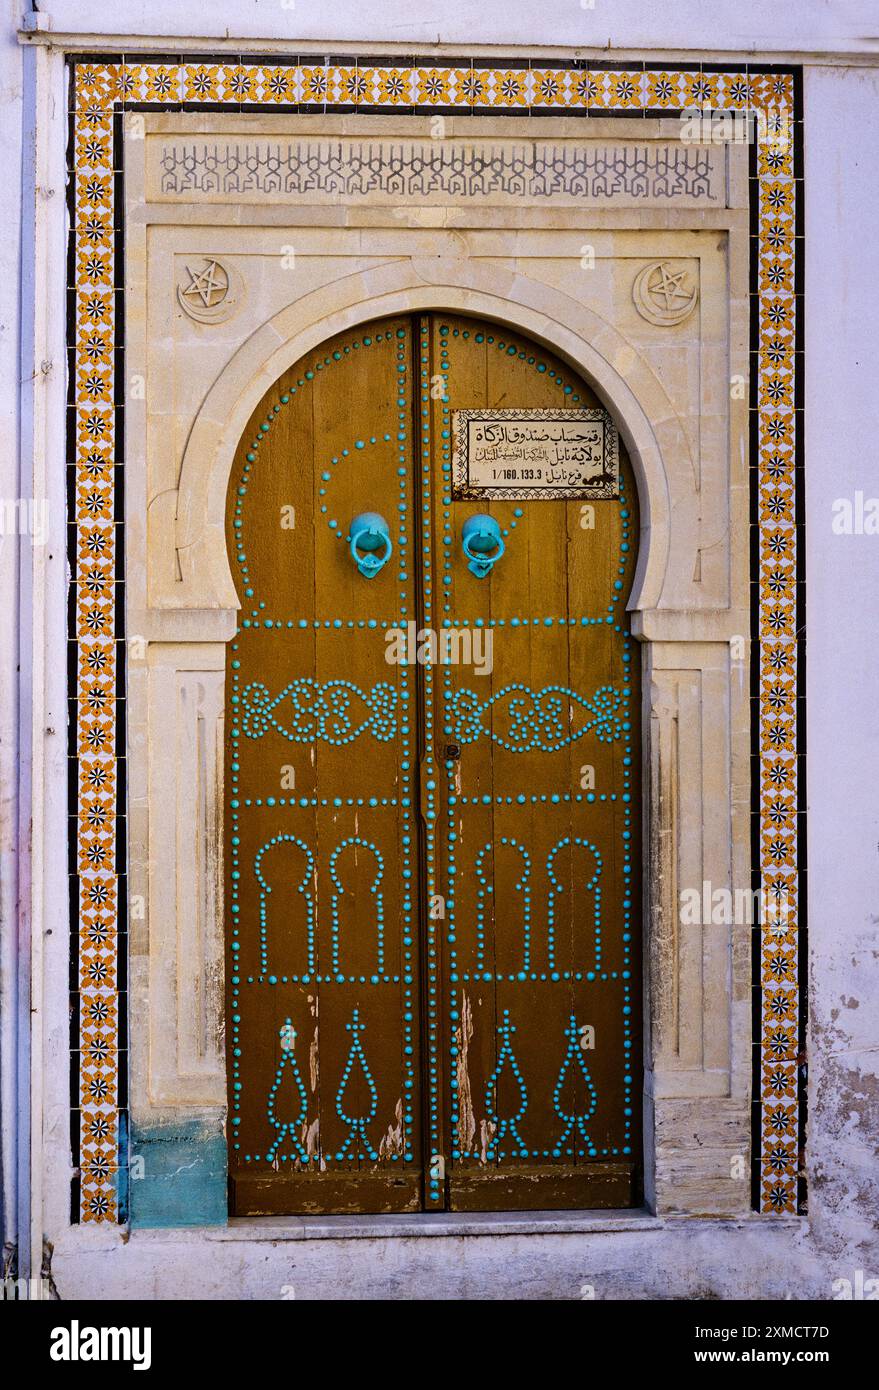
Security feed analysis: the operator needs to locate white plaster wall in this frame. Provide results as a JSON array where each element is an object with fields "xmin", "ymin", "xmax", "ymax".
[
  {"xmin": 1, "ymin": 1, "xmax": 877, "ymax": 1297},
  {"xmin": 47, "ymin": 1216, "xmax": 831, "ymax": 1301},
  {"xmin": 0, "ymin": 0, "xmax": 24, "ymax": 1267},
  {"xmin": 1, "ymin": 4, "xmax": 69, "ymax": 1283},
  {"xmin": 34, "ymin": 0, "xmax": 879, "ymax": 56}
]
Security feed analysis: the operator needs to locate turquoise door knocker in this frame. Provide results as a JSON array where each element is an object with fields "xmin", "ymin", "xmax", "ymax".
[
  {"xmin": 462, "ymin": 514, "xmax": 505, "ymax": 579},
  {"xmin": 349, "ymin": 512, "xmax": 392, "ymax": 579}
]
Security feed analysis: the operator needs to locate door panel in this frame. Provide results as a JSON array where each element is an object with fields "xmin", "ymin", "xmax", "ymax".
[
  {"xmin": 225, "ymin": 312, "xmax": 640, "ymax": 1215},
  {"xmin": 423, "ymin": 315, "xmax": 640, "ymax": 1209},
  {"xmin": 226, "ymin": 319, "xmax": 423, "ymax": 1214}
]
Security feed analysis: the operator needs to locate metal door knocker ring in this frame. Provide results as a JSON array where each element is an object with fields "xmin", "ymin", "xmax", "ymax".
[
  {"xmin": 349, "ymin": 512, "xmax": 393, "ymax": 579},
  {"xmin": 462, "ymin": 514, "xmax": 505, "ymax": 579}
]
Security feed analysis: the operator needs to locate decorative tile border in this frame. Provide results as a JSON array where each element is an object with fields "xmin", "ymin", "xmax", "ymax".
[{"xmin": 66, "ymin": 56, "xmax": 804, "ymax": 1221}]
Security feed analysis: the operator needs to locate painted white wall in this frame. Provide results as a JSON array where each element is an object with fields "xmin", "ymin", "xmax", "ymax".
[
  {"xmin": 31, "ymin": 0, "xmax": 879, "ymax": 55},
  {"xmin": 1, "ymin": 1, "xmax": 878, "ymax": 1295},
  {"xmin": 1, "ymin": 1, "xmax": 69, "ymax": 1284},
  {"xmin": 804, "ymin": 62, "xmax": 879, "ymax": 1259},
  {"xmin": 0, "ymin": 0, "xmax": 24, "ymax": 1270}
]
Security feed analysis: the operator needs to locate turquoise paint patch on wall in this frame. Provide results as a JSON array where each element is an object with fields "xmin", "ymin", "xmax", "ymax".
[{"xmin": 130, "ymin": 1117, "xmax": 227, "ymax": 1228}]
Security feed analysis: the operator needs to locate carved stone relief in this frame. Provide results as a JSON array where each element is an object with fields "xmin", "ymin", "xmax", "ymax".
[
  {"xmin": 633, "ymin": 260, "xmax": 700, "ymax": 327},
  {"xmin": 176, "ymin": 256, "xmax": 242, "ymax": 324}
]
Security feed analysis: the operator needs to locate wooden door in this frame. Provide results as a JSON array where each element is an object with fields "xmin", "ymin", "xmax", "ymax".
[{"xmin": 225, "ymin": 314, "xmax": 640, "ymax": 1215}]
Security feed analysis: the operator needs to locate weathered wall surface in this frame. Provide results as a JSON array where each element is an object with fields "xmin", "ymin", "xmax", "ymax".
[
  {"xmin": 803, "ymin": 63, "xmax": 879, "ymax": 1284},
  {"xmin": 0, "ymin": 0, "xmax": 25, "ymax": 1278},
  {"xmin": 48, "ymin": 1217, "xmax": 835, "ymax": 1301}
]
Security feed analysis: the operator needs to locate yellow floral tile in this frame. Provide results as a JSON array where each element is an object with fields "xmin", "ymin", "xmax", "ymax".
[
  {"xmin": 490, "ymin": 70, "xmax": 528, "ymax": 107},
  {"xmin": 762, "ymin": 1061, "xmax": 798, "ymax": 1101},
  {"xmin": 530, "ymin": 70, "xmax": 572, "ymax": 107},
  {"xmin": 260, "ymin": 65, "xmax": 295, "ymax": 102},
  {"xmin": 593, "ymin": 71, "xmax": 644, "ymax": 109},
  {"xmin": 411, "ymin": 68, "xmax": 454, "ymax": 105},
  {"xmin": 758, "ymin": 140, "xmax": 794, "ymax": 179},
  {"xmin": 75, "ymin": 172, "xmax": 113, "ymax": 213},
  {"xmin": 457, "ymin": 69, "xmax": 489, "ymax": 106},
  {"xmin": 375, "ymin": 69, "xmax": 413, "ymax": 105},
  {"xmin": 763, "ymin": 1026, "xmax": 798, "ymax": 1062},
  {"xmin": 645, "ymin": 72, "xmax": 687, "ymax": 108},
  {"xmin": 761, "ymin": 1175, "xmax": 797, "ymax": 1214},
  {"xmin": 74, "ymin": 129, "xmax": 113, "ymax": 168},
  {"xmin": 79, "ymin": 756, "xmax": 117, "ymax": 799},
  {"xmin": 763, "ymin": 987, "xmax": 798, "ymax": 1026},
  {"xmin": 76, "ymin": 367, "xmax": 114, "ymax": 407},
  {"xmin": 140, "ymin": 65, "xmax": 181, "ymax": 103},
  {"xmin": 80, "ymin": 1026, "xmax": 119, "ymax": 1061},
  {"xmin": 682, "ymin": 72, "xmax": 719, "ymax": 107},
  {"xmin": 762, "ymin": 939, "xmax": 798, "ymax": 983},
  {"xmin": 750, "ymin": 72, "xmax": 795, "ymax": 112},
  {"xmin": 299, "ymin": 66, "xmax": 331, "ymax": 104},
  {"xmin": 77, "ymin": 822, "xmax": 116, "ymax": 878},
  {"xmin": 80, "ymin": 1109, "xmax": 120, "ymax": 1152},
  {"xmin": 79, "ymin": 943, "xmax": 118, "ymax": 992},
  {"xmin": 714, "ymin": 73, "xmax": 751, "ymax": 108},
  {"xmin": 80, "ymin": 1055, "xmax": 118, "ymax": 1109},
  {"xmin": 73, "ymin": 64, "xmax": 122, "ymax": 110},
  {"xmin": 80, "ymin": 1173, "xmax": 119, "ymax": 1223},
  {"xmin": 183, "ymin": 65, "xmax": 222, "ymax": 101}
]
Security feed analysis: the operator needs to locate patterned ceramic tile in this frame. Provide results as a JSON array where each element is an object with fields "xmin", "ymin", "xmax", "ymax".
[{"xmin": 488, "ymin": 70, "xmax": 528, "ymax": 106}]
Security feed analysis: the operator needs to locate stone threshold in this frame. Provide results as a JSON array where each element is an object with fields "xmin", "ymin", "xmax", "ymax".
[
  {"xmin": 202, "ymin": 1209, "xmax": 804, "ymax": 1242},
  {"xmin": 214, "ymin": 1209, "xmax": 664, "ymax": 1241}
]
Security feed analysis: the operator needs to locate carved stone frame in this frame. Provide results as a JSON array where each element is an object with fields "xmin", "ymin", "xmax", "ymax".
[{"xmin": 124, "ymin": 113, "xmax": 752, "ymax": 1220}]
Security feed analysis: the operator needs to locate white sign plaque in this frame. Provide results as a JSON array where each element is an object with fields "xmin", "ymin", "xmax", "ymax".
[{"xmin": 451, "ymin": 408, "xmax": 619, "ymax": 500}]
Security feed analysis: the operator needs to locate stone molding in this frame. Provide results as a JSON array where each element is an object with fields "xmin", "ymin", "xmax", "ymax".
[{"xmin": 124, "ymin": 112, "xmax": 751, "ymax": 1219}]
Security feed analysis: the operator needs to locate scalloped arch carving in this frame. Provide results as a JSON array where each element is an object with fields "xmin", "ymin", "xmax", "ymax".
[{"xmin": 164, "ymin": 259, "xmax": 688, "ymax": 620}]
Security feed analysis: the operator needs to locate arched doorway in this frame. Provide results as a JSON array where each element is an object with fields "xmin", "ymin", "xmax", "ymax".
[{"xmin": 224, "ymin": 312, "xmax": 641, "ymax": 1214}]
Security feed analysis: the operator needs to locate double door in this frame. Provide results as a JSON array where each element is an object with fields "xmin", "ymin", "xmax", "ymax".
[{"xmin": 225, "ymin": 313, "xmax": 640, "ymax": 1214}]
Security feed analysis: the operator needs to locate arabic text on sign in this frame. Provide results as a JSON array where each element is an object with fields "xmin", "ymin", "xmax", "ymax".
[{"xmin": 468, "ymin": 421, "xmax": 606, "ymax": 487}]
